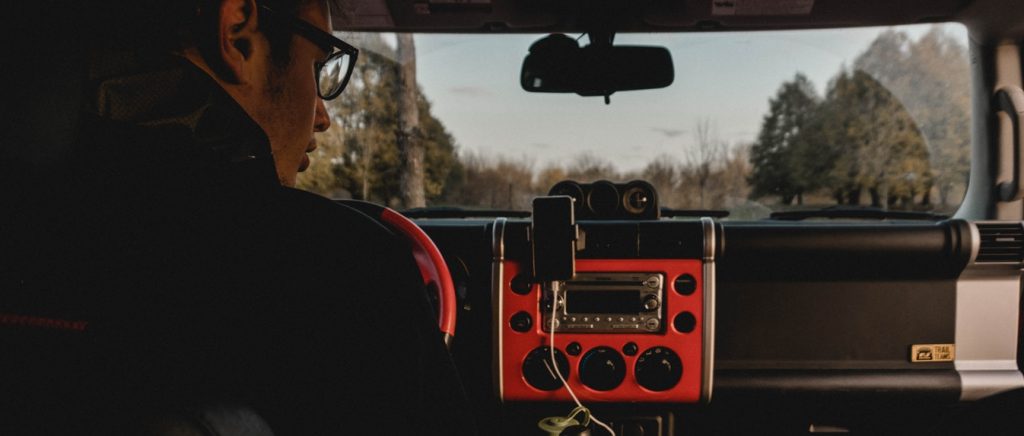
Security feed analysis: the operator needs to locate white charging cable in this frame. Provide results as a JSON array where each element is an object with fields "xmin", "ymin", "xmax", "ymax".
[{"xmin": 548, "ymin": 281, "xmax": 615, "ymax": 436}]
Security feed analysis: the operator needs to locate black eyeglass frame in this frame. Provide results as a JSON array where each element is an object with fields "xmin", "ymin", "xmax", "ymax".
[{"xmin": 258, "ymin": 4, "xmax": 359, "ymax": 100}]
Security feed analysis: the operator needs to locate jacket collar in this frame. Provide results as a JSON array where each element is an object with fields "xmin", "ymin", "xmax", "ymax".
[{"xmin": 87, "ymin": 55, "xmax": 279, "ymax": 187}]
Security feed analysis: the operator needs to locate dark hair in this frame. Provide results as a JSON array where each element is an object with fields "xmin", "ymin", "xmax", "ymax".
[{"xmin": 86, "ymin": 0, "xmax": 325, "ymax": 81}]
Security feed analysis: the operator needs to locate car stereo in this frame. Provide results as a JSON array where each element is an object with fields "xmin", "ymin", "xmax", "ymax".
[{"xmin": 541, "ymin": 272, "xmax": 664, "ymax": 333}]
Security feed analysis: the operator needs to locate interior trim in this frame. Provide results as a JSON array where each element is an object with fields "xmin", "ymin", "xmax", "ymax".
[
  {"xmin": 956, "ymin": 221, "xmax": 1024, "ymax": 401},
  {"xmin": 491, "ymin": 217, "xmax": 508, "ymax": 401},
  {"xmin": 701, "ymin": 217, "xmax": 717, "ymax": 402}
]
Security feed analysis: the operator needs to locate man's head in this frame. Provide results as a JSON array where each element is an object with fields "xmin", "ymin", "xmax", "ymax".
[{"xmin": 181, "ymin": 0, "xmax": 335, "ymax": 187}]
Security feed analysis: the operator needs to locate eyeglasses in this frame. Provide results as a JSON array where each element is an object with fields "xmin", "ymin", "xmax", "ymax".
[{"xmin": 258, "ymin": 4, "xmax": 359, "ymax": 100}]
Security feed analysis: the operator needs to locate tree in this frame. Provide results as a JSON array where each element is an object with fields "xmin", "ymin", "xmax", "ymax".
[
  {"xmin": 566, "ymin": 153, "xmax": 618, "ymax": 182},
  {"xmin": 297, "ymin": 33, "xmax": 459, "ymax": 208},
  {"xmin": 298, "ymin": 122, "xmax": 348, "ymax": 198},
  {"xmin": 687, "ymin": 119, "xmax": 725, "ymax": 208},
  {"xmin": 396, "ymin": 33, "xmax": 425, "ymax": 208},
  {"xmin": 822, "ymin": 70, "xmax": 932, "ymax": 209},
  {"xmin": 748, "ymin": 73, "xmax": 820, "ymax": 204},
  {"xmin": 534, "ymin": 165, "xmax": 569, "ymax": 195},
  {"xmin": 712, "ymin": 144, "xmax": 754, "ymax": 208},
  {"xmin": 746, "ymin": 27, "xmax": 965, "ymax": 210},
  {"xmin": 854, "ymin": 26, "xmax": 970, "ymax": 209},
  {"xmin": 641, "ymin": 156, "xmax": 680, "ymax": 208},
  {"xmin": 440, "ymin": 152, "xmax": 537, "ymax": 210}
]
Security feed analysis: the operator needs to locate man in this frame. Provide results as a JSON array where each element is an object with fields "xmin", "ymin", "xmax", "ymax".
[
  {"xmin": 0, "ymin": 0, "xmax": 476, "ymax": 434},
  {"xmin": 179, "ymin": 0, "xmax": 335, "ymax": 188}
]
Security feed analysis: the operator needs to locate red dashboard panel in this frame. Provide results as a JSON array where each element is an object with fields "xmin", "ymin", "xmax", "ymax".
[{"xmin": 499, "ymin": 259, "xmax": 704, "ymax": 403}]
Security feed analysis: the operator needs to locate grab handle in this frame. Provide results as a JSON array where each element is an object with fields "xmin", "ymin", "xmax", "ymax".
[{"xmin": 994, "ymin": 86, "xmax": 1024, "ymax": 201}]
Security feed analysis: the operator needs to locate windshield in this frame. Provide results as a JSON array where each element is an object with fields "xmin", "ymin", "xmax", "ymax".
[{"xmin": 297, "ymin": 24, "xmax": 970, "ymax": 220}]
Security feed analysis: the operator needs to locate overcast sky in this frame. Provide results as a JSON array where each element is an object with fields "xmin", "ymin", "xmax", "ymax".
[{"xmin": 398, "ymin": 24, "xmax": 967, "ymax": 173}]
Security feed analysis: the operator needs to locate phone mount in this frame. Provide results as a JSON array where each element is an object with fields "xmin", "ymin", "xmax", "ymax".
[{"xmin": 531, "ymin": 195, "xmax": 578, "ymax": 282}]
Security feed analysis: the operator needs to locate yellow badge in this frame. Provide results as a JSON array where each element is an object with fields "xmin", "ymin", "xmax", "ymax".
[{"xmin": 911, "ymin": 344, "xmax": 955, "ymax": 362}]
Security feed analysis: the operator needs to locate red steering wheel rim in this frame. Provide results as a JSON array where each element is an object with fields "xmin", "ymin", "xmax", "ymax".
[{"xmin": 379, "ymin": 208, "xmax": 457, "ymax": 347}]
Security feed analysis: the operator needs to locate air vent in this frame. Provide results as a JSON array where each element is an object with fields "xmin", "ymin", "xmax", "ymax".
[{"xmin": 976, "ymin": 222, "xmax": 1024, "ymax": 263}]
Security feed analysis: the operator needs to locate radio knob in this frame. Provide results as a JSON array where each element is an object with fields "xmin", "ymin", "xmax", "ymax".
[
  {"xmin": 635, "ymin": 347, "xmax": 683, "ymax": 391},
  {"xmin": 579, "ymin": 347, "xmax": 626, "ymax": 391},
  {"xmin": 522, "ymin": 347, "xmax": 570, "ymax": 391},
  {"xmin": 643, "ymin": 296, "xmax": 660, "ymax": 311}
]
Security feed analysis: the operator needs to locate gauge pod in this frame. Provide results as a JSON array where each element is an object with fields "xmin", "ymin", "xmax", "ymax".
[
  {"xmin": 621, "ymin": 180, "xmax": 659, "ymax": 219},
  {"xmin": 549, "ymin": 180, "xmax": 585, "ymax": 208},
  {"xmin": 587, "ymin": 180, "xmax": 620, "ymax": 217},
  {"xmin": 546, "ymin": 180, "xmax": 660, "ymax": 220}
]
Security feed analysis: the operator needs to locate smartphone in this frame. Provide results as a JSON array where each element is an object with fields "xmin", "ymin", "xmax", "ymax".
[{"xmin": 531, "ymin": 195, "xmax": 577, "ymax": 281}]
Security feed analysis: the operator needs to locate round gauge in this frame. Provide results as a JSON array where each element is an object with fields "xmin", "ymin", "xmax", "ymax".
[
  {"xmin": 622, "ymin": 180, "xmax": 657, "ymax": 216},
  {"xmin": 623, "ymin": 187, "xmax": 649, "ymax": 214},
  {"xmin": 522, "ymin": 346, "xmax": 570, "ymax": 391},
  {"xmin": 548, "ymin": 180, "xmax": 585, "ymax": 209},
  {"xmin": 587, "ymin": 180, "xmax": 620, "ymax": 217},
  {"xmin": 635, "ymin": 346, "xmax": 683, "ymax": 391}
]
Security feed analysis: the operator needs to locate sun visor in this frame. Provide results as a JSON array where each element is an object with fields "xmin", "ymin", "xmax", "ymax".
[
  {"xmin": 643, "ymin": 0, "xmax": 968, "ymax": 30},
  {"xmin": 332, "ymin": 0, "xmax": 560, "ymax": 31}
]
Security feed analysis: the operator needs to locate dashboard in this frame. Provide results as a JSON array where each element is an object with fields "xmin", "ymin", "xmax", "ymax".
[{"xmin": 419, "ymin": 212, "xmax": 1024, "ymax": 434}]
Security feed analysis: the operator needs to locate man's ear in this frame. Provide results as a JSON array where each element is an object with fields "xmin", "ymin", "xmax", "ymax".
[{"xmin": 217, "ymin": 0, "xmax": 260, "ymax": 84}]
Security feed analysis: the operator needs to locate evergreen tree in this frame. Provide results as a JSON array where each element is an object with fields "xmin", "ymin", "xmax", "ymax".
[
  {"xmin": 747, "ymin": 26, "xmax": 965, "ymax": 210},
  {"xmin": 854, "ymin": 27, "xmax": 970, "ymax": 208},
  {"xmin": 748, "ymin": 73, "xmax": 820, "ymax": 204},
  {"xmin": 822, "ymin": 70, "xmax": 932, "ymax": 208}
]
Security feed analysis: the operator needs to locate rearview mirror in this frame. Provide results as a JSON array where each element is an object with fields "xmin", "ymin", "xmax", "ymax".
[{"xmin": 520, "ymin": 34, "xmax": 674, "ymax": 100}]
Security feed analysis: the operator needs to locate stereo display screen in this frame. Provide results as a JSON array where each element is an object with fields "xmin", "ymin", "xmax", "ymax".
[{"xmin": 565, "ymin": 290, "xmax": 642, "ymax": 314}]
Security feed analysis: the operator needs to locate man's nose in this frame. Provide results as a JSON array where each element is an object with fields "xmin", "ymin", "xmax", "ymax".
[{"xmin": 314, "ymin": 98, "xmax": 331, "ymax": 133}]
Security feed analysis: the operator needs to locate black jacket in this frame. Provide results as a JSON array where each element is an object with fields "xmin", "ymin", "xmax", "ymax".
[{"xmin": 1, "ymin": 57, "xmax": 475, "ymax": 435}]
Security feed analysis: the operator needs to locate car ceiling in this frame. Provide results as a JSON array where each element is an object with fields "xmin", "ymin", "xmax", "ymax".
[{"xmin": 332, "ymin": 0, "xmax": 1024, "ymax": 41}]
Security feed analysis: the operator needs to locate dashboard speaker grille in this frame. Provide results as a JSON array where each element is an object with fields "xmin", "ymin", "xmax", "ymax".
[{"xmin": 976, "ymin": 222, "xmax": 1024, "ymax": 263}]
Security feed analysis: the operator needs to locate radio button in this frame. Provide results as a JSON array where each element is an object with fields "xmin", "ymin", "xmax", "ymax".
[
  {"xmin": 644, "ymin": 318, "xmax": 661, "ymax": 331},
  {"xmin": 623, "ymin": 342, "xmax": 639, "ymax": 356},
  {"xmin": 566, "ymin": 342, "xmax": 582, "ymax": 356},
  {"xmin": 643, "ymin": 296, "xmax": 660, "ymax": 311},
  {"xmin": 644, "ymin": 276, "xmax": 661, "ymax": 288}
]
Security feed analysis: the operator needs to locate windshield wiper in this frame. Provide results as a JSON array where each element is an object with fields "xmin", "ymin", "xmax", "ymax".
[
  {"xmin": 400, "ymin": 206, "xmax": 531, "ymax": 219},
  {"xmin": 660, "ymin": 208, "xmax": 729, "ymax": 218},
  {"xmin": 769, "ymin": 206, "xmax": 948, "ymax": 221}
]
